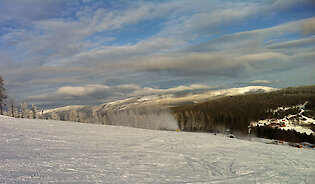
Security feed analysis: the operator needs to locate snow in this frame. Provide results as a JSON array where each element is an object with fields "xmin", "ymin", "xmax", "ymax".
[
  {"xmin": 1, "ymin": 115, "xmax": 314, "ymax": 183},
  {"xmin": 151, "ymin": 86, "xmax": 275, "ymax": 107},
  {"xmin": 280, "ymin": 126, "xmax": 314, "ymax": 135},
  {"xmin": 252, "ymin": 102, "xmax": 315, "ymax": 135}
]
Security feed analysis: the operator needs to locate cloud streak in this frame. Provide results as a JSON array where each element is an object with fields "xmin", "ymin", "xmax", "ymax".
[{"xmin": 25, "ymin": 84, "xmax": 217, "ymax": 106}]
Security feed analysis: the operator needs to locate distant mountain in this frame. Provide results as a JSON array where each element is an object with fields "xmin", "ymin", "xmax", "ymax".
[
  {"xmin": 41, "ymin": 86, "xmax": 276, "ymax": 131},
  {"xmin": 43, "ymin": 86, "xmax": 276, "ymax": 115},
  {"xmin": 39, "ymin": 85, "xmax": 315, "ymax": 143}
]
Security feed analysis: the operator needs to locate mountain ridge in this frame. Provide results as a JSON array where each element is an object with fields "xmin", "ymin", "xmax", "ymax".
[{"xmin": 43, "ymin": 85, "xmax": 276, "ymax": 114}]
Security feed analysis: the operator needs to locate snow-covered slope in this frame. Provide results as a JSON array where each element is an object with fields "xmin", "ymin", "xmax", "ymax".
[
  {"xmin": 1, "ymin": 115, "xmax": 314, "ymax": 183},
  {"xmin": 99, "ymin": 86, "xmax": 276, "ymax": 110}
]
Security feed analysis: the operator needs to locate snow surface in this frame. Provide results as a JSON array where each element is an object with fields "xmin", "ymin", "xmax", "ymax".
[
  {"xmin": 252, "ymin": 102, "xmax": 315, "ymax": 135},
  {"xmin": 1, "ymin": 115, "xmax": 314, "ymax": 183}
]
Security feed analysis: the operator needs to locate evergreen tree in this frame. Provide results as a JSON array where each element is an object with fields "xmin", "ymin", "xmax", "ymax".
[
  {"xmin": 7, "ymin": 106, "xmax": 12, "ymax": 117},
  {"xmin": 20, "ymin": 102, "xmax": 29, "ymax": 118},
  {"xmin": 14, "ymin": 108, "xmax": 19, "ymax": 118},
  {"xmin": 30, "ymin": 104, "xmax": 38, "ymax": 119},
  {"xmin": 0, "ymin": 76, "xmax": 7, "ymax": 115}
]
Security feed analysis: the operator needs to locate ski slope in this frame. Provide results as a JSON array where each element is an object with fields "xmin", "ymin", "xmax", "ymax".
[{"xmin": 0, "ymin": 115, "xmax": 314, "ymax": 183}]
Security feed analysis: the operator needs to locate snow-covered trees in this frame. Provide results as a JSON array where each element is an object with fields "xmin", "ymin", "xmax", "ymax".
[
  {"xmin": 8, "ymin": 98, "xmax": 15, "ymax": 117},
  {"xmin": 0, "ymin": 76, "xmax": 7, "ymax": 115},
  {"xmin": 14, "ymin": 108, "xmax": 19, "ymax": 118},
  {"xmin": 29, "ymin": 104, "xmax": 38, "ymax": 119},
  {"xmin": 20, "ymin": 102, "xmax": 29, "ymax": 118},
  {"xmin": 50, "ymin": 112, "xmax": 60, "ymax": 120},
  {"xmin": 41, "ymin": 106, "xmax": 177, "ymax": 130},
  {"xmin": 7, "ymin": 106, "xmax": 12, "ymax": 117},
  {"xmin": 69, "ymin": 109, "xmax": 78, "ymax": 122}
]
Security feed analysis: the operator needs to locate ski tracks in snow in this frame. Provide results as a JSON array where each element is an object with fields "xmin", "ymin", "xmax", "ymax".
[{"xmin": 0, "ymin": 116, "xmax": 315, "ymax": 183}]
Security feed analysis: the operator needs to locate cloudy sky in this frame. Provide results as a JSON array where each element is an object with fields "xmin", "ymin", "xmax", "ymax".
[{"xmin": 0, "ymin": 0, "xmax": 314, "ymax": 108}]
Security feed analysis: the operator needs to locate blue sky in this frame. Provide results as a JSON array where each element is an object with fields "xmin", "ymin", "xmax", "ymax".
[{"xmin": 0, "ymin": 0, "xmax": 314, "ymax": 107}]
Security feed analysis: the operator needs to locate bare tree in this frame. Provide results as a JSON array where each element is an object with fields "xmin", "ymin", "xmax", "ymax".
[{"xmin": 0, "ymin": 76, "xmax": 7, "ymax": 115}]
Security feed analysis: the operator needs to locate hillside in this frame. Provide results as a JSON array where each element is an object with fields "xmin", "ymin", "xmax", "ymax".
[
  {"xmin": 173, "ymin": 85, "xmax": 315, "ymax": 143},
  {"xmin": 1, "ymin": 115, "xmax": 314, "ymax": 183},
  {"xmin": 42, "ymin": 86, "xmax": 276, "ymax": 129},
  {"xmin": 40, "ymin": 85, "xmax": 315, "ymax": 142}
]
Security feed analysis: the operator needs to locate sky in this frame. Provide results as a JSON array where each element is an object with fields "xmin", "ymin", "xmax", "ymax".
[{"xmin": 0, "ymin": 0, "xmax": 314, "ymax": 108}]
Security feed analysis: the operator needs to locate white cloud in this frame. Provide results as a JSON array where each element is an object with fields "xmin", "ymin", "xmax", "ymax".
[
  {"xmin": 56, "ymin": 83, "xmax": 215, "ymax": 98},
  {"xmin": 67, "ymin": 37, "xmax": 183, "ymax": 66},
  {"xmin": 267, "ymin": 36, "xmax": 315, "ymax": 49},
  {"xmin": 250, "ymin": 80, "xmax": 272, "ymax": 84},
  {"xmin": 57, "ymin": 84, "xmax": 110, "ymax": 97},
  {"xmin": 158, "ymin": 0, "xmax": 305, "ymax": 40},
  {"xmin": 130, "ymin": 51, "xmax": 289, "ymax": 76},
  {"xmin": 25, "ymin": 83, "xmax": 217, "ymax": 105},
  {"xmin": 129, "ymin": 84, "xmax": 216, "ymax": 96},
  {"xmin": 302, "ymin": 17, "xmax": 315, "ymax": 35}
]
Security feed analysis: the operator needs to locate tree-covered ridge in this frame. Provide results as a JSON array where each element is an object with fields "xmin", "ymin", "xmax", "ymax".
[{"xmin": 172, "ymin": 85, "xmax": 315, "ymax": 135}]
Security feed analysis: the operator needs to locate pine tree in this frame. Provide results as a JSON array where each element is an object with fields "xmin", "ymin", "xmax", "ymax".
[
  {"xmin": 20, "ymin": 102, "xmax": 29, "ymax": 118},
  {"xmin": 0, "ymin": 76, "xmax": 7, "ymax": 115},
  {"xmin": 14, "ymin": 108, "xmax": 19, "ymax": 118},
  {"xmin": 30, "ymin": 104, "xmax": 38, "ymax": 119},
  {"xmin": 8, "ymin": 106, "xmax": 12, "ymax": 117}
]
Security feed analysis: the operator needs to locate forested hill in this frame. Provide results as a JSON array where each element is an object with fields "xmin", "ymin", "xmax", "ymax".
[
  {"xmin": 41, "ymin": 85, "xmax": 314, "ymax": 143},
  {"xmin": 42, "ymin": 86, "xmax": 274, "ymax": 127},
  {"xmin": 172, "ymin": 85, "xmax": 315, "ymax": 138}
]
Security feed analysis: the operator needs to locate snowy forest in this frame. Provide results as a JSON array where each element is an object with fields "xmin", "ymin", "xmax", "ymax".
[{"xmin": 172, "ymin": 85, "xmax": 315, "ymax": 143}]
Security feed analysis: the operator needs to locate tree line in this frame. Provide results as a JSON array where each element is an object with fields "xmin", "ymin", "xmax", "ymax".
[
  {"xmin": 1, "ymin": 101, "xmax": 42, "ymax": 119},
  {"xmin": 0, "ymin": 75, "xmax": 42, "ymax": 119},
  {"xmin": 251, "ymin": 126, "xmax": 315, "ymax": 144}
]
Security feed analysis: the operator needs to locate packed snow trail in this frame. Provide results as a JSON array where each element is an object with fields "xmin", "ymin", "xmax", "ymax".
[{"xmin": 0, "ymin": 116, "xmax": 314, "ymax": 183}]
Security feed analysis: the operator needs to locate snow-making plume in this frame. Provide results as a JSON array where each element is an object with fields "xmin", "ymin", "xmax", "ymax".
[
  {"xmin": 105, "ymin": 109, "xmax": 179, "ymax": 131},
  {"xmin": 146, "ymin": 111, "xmax": 179, "ymax": 131}
]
